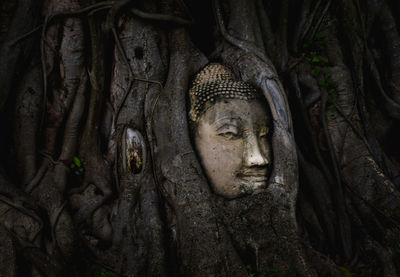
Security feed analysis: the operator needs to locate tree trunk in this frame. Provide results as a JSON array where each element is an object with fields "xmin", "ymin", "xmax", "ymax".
[{"xmin": 1, "ymin": 0, "xmax": 400, "ymax": 276}]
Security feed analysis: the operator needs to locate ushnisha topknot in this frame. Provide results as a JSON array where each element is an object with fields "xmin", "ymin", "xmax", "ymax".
[{"xmin": 189, "ymin": 63, "xmax": 258, "ymax": 122}]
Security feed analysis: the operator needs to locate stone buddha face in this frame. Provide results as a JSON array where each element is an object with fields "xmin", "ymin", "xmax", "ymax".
[
  {"xmin": 194, "ymin": 98, "xmax": 271, "ymax": 198},
  {"xmin": 189, "ymin": 64, "xmax": 271, "ymax": 199}
]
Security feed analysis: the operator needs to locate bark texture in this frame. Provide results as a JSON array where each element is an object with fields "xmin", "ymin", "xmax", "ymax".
[{"xmin": 1, "ymin": 0, "xmax": 400, "ymax": 276}]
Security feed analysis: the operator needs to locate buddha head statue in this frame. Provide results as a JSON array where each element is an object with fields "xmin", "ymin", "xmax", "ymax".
[{"xmin": 189, "ymin": 63, "xmax": 272, "ymax": 199}]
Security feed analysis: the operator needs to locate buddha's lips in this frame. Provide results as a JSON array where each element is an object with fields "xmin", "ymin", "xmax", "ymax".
[
  {"xmin": 237, "ymin": 173, "xmax": 268, "ymax": 189},
  {"xmin": 238, "ymin": 176, "xmax": 267, "ymax": 182},
  {"xmin": 236, "ymin": 169, "xmax": 268, "ymax": 179}
]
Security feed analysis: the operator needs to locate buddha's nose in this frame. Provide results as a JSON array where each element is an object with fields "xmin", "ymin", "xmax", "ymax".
[{"xmin": 243, "ymin": 132, "xmax": 269, "ymax": 167}]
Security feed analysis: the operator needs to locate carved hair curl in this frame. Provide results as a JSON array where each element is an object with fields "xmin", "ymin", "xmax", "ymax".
[{"xmin": 188, "ymin": 63, "xmax": 259, "ymax": 122}]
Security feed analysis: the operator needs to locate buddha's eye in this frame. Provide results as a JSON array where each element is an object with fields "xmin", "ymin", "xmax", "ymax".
[
  {"xmin": 219, "ymin": 131, "xmax": 239, "ymax": 140},
  {"xmin": 217, "ymin": 125, "xmax": 240, "ymax": 140}
]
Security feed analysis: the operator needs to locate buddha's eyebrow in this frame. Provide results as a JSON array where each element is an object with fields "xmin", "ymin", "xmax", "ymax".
[{"xmin": 211, "ymin": 116, "xmax": 242, "ymax": 126}]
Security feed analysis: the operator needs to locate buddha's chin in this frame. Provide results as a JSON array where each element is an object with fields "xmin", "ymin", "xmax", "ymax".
[
  {"xmin": 237, "ymin": 176, "xmax": 267, "ymax": 194},
  {"xmin": 212, "ymin": 177, "xmax": 268, "ymax": 199}
]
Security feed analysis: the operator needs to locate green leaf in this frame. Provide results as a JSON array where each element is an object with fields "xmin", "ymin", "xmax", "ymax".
[
  {"xmin": 312, "ymin": 56, "xmax": 320, "ymax": 63},
  {"xmin": 73, "ymin": 156, "xmax": 81, "ymax": 167},
  {"xmin": 392, "ymin": 242, "xmax": 400, "ymax": 255},
  {"xmin": 99, "ymin": 268, "xmax": 112, "ymax": 277},
  {"xmin": 313, "ymin": 67, "xmax": 321, "ymax": 76},
  {"xmin": 323, "ymin": 66, "xmax": 332, "ymax": 72},
  {"xmin": 70, "ymin": 163, "xmax": 75, "ymax": 169},
  {"xmin": 315, "ymin": 33, "xmax": 325, "ymax": 39},
  {"xmin": 79, "ymin": 167, "xmax": 84, "ymax": 173},
  {"xmin": 320, "ymin": 56, "xmax": 329, "ymax": 64},
  {"xmin": 266, "ymin": 268, "xmax": 279, "ymax": 277},
  {"xmin": 328, "ymin": 104, "xmax": 336, "ymax": 111},
  {"xmin": 325, "ymin": 76, "xmax": 334, "ymax": 86},
  {"xmin": 303, "ymin": 40, "xmax": 312, "ymax": 50},
  {"xmin": 319, "ymin": 81, "xmax": 328, "ymax": 88},
  {"xmin": 328, "ymin": 88, "xmax": 336, "ymax": 94},
  {"xmin": 339, "ymin": 266, "xmax": 352, "ymax": 277},
  {"xmin": 320, "ymin": 76, "xmax": 334, "ymax": 88}
]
